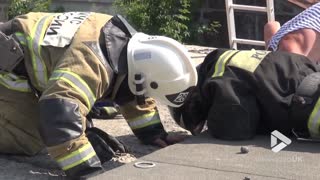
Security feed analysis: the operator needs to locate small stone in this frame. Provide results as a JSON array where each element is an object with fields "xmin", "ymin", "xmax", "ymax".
[{"xmin": 240, "ymin": 146, "xmax": 249, "ymax": 154}]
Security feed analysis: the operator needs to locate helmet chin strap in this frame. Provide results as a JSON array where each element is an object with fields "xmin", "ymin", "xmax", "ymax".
[{"xmin": 134, "ymin": 73, "xmax": 146, "ymax": 105}]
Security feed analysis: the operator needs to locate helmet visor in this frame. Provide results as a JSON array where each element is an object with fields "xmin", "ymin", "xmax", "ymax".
[{"xmin": 165, "ymin": 86, "xmax": 195, "ymax": 107}]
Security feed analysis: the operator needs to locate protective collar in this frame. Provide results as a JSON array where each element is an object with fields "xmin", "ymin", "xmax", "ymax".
[{"xmin": 102, "ymin": 14, "xmax": 137, "ymax": 75}]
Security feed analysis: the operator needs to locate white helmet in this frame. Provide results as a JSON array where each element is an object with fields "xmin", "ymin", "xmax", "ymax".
[{"xmin": 127, "ymin": 33, "xmax": 198, "ymax": 107}]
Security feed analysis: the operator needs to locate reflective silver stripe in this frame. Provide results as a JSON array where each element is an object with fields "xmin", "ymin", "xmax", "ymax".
[
  {"xmin": 14, "ymin": 32, "xmax": 27, "ymax": 45},
  {"xmin": 308, "ymin": 98, "xmax": 320, "ymax": 136},
  {"xmin": 0, "ymin": 73, "xmax": 31, "ymax": 92},
  {"xmin": 212, "ymin": 50, "xmax": 238, "ymax": 77},
  {"xmin": 50, "ymin": 69, "xmax": 96, "ymax": 109},
  {"xmin": 56, "ymin": 143, "xmax": 98, "ymax": 171},
  {"xmin": 29, "ymin": 15, "xmax": 52, "ymax": 90},
  {"xmin": 127, "ymin": 111, "xmax": 161, "ymax": 130}
]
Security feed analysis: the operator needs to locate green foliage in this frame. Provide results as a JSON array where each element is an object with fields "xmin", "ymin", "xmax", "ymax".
[
  {"xmin": 188, "ymin": 21, "xmax": 221, "ymax": 46},
  {"xmin": 113, "ymin": 0, "xmax": 221, "ymax": 45},
  {"xmin": 114, "ymin": 0, "xmax": 191, "ymax": 42},
  {"xmin": 196, "ymin": 21, "xmax": 221, "ymax": 35},
  {"xmin": 8, "ymin": 0, "xmax": 51, "ymax": 19}
]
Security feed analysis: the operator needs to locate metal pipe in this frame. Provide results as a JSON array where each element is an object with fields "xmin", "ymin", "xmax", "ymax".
[
  {"xmin": 233, "ymin": 38, "xmax": 265, "ymax": 46},
  {"xmin": 230, "ymin": 4, "xmax": 267, "ymax": 12}
]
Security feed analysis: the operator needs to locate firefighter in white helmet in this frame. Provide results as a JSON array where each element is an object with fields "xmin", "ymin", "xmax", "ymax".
[
  {"xmin": 0, "ymin": 12, "xmax": 197, "ymax": 178},
  {"xmin": 127, "ymin": 32, "xmax": 198, "ymax": 107}
]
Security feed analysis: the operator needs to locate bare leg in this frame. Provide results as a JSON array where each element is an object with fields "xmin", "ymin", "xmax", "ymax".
[
  {"xmin": 278, "ymin": 29, "xmax": 320, "ymax": 63},
  {"xmin": 264, "ymin": 21, "xmax": 281, "ymax": 49},
  {"xmin": 307, "ymin": 31, "xmax": 320, "ymax": 63}
]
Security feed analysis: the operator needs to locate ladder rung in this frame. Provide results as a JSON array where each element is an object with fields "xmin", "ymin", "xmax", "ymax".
[
  {"xmin": 230, "ymin": 4, "xmax": 267, "ymax": 13},
  {"xmin": 233, "ymin": 38, "xmax": 265, "ymax": 46}
]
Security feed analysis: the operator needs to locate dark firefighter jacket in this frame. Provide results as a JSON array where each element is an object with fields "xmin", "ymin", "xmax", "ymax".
[{"xmin": 182, "ymin": 49, "xmax": 320, "ymax": 140}]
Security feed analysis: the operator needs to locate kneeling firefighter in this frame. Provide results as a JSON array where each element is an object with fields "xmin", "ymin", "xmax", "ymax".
[
  {"xmin": 170, "ymin": 49, "xmax": 320, "ymax": 141},
  {"xmin": 0, "ymin": 12, "xmax": 197, "ymax": 177}
]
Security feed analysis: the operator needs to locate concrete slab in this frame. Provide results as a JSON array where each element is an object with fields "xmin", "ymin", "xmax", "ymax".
[
  {"xmin": 91, "ymin": 132, "xmax": 320, "ymax": 180},
  {"xmin": 185, "ymin": 45, "xmax": 215, "ymax": 65},
  {"xmin": 0, "ymin": 153, "xmax": 65, "ymax": 180}
]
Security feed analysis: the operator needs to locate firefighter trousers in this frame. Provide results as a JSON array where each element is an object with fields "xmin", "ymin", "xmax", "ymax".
[{"xmin": 0, "ymin": 85, "xmax": 44, "ymax": 155}]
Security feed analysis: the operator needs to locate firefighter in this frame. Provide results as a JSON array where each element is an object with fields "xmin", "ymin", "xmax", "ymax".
[
  {"xmin": 0, "ymin": 12, "xmax": 197, "ymax": 177},
  {"xmin": 169, "ymin": 48, "xmax": 320, "ymax": 141}
]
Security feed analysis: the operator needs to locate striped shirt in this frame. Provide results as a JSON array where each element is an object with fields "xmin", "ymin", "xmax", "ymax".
[{"xmin": 268, "ymin": 2, "xmax": 320, "ymax": 51}]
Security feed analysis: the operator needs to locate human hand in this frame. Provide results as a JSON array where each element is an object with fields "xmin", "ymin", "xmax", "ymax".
[{"xmin": 152, "ymin": 134, "xmax": 186, "ymax": 148}]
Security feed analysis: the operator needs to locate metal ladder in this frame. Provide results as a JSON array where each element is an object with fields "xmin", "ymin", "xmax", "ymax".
[{"xmin": 225, "ymin": 0, "xmax": 275, "ymax": 49}]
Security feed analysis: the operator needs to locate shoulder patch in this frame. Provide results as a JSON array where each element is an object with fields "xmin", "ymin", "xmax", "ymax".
[{"xmin": 228, "ymin": 49, "xmax": 270, "ymax": 73}]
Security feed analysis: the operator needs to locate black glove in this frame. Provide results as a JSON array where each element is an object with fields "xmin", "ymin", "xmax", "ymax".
[{"xmin": 86, "ymin": 127, "xmax": 128, "ymax": 164}]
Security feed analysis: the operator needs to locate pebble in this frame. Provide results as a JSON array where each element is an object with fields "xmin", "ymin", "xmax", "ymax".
[{"xmin": 240, "ymin": 146, "xmax": 249, "ymax": 154}]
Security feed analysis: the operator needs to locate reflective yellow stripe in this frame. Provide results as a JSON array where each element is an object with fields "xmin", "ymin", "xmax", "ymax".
[
  {"xmin": 127, "ymin": 111, "xmax": 161, "ymax": 130},
  {"xmin": 103, "ymin": 107, "xmax": 118, "ymax": 114},
  {"xmin": 50, "ymin": 69, "xmax": 96, "ymax": 109},
  {"xmin": 212, "ymin": 50, "xmax": 238, "ymax": 77},
  {"xmin": 57, "ymin": 143, "xmax": 91, "ymax": 162},
  {"xmin": 63, "ymin": 151, "xmax": 96, "ymax": 171},
  {"xmin": 56, "ymin": 143, "xmax": 98, "ymax": 171},
  {"xmin": 0, "ymin": 73, "xmax": 31, "ymax": 92},
  {"xmin": 14, "ymin": 32, "xmax": 27, "ymax": 45},
  {"xmin": 228, "ymin": 50, "xmax": 269, "ymax": 73},
  {"xmin": 308, "ymin": 98, "xmax": 320, "ymax": 137},
  {"xmin": 28, "ymin": 15, "xmax": 53, "ymax": 90}
]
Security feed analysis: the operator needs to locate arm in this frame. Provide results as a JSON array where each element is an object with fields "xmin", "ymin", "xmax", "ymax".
[
  {"xmin": 38, "ymin": 47, "xmax": 109, "ymax": 177},
  {"xmin": 119, "ymin": 97, "xmax": 167, "ymax": 144},
  {"xmin": 197, "ymin": 49, "xmax": 260, "ymax": 140},
  {"xmin": 114, "ymin": 77, "xmax": 184, "ymax": 147},
  {"xmin": 204, "ymin": 68, "xmax": 260, "ymax": 140}
]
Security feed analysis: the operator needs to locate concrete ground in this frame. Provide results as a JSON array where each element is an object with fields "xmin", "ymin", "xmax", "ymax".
[
  {"xmin": 2, "ymin": 129, "xmax": 319, "ymax": 180},
  {"xmin": 91, "ymin": 132, "xmax": 320, "ymax": 180}
]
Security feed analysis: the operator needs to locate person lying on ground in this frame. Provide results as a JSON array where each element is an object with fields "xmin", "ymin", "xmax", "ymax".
[
  {"xmin": 169, "ymin": 48, "xmax": 320, "ymax": 141},
  {"xmin": 264, "ymin": 2, "xmax": 320, "ymax": 63}
]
